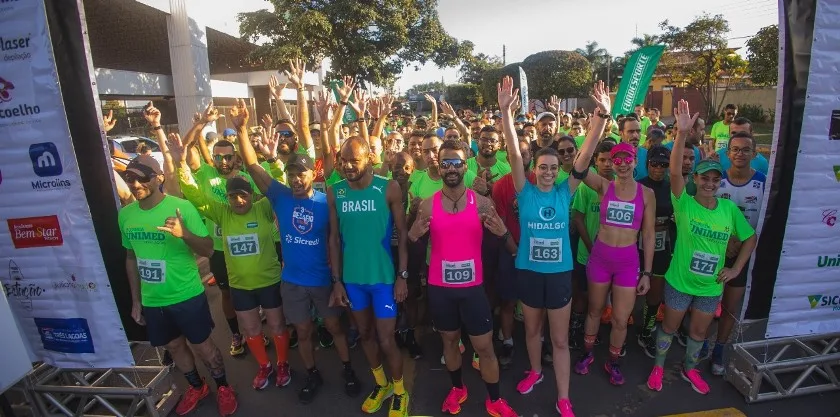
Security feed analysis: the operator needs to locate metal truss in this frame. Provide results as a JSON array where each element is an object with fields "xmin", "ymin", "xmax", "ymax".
[{"xmin": 727, "ymin": 332, "xmax": 840, "ymax": 403}]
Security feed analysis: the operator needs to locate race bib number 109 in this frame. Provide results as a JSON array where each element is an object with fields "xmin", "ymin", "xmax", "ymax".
[{"xmin": 442, "ymin": 260, "xmax": 476, "ymax": 285}]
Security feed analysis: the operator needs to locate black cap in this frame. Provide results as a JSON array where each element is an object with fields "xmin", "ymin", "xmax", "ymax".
[
  {"xmin": 284, "ymin": 154, "xmax": 314, "ymax": 172},
  {"xmin": 226, "ymin": 176, "xmax": 253, "ymax": 195},
  {"xmin": 647, "ymin": 145, "xmax": 671, "ymax": 163},
  {"xmin": 125, "ymin": 155, "xmax": 163, "ymax": 177}
]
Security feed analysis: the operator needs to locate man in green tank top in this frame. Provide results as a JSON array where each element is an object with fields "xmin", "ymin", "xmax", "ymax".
[{"xmin": 327, "ymin": 137, "xmax": 410, "ymax": 417}]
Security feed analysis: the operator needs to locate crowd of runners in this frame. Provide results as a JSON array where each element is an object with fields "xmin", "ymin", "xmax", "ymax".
[{"xmin": 112, "ymin": 60, "xmax": 766, "ymax": 417}]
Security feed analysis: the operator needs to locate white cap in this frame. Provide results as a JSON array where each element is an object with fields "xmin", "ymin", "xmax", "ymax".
[{"xmin": 535, "ymin": 111, "xmax": 557, "ymax": 122}]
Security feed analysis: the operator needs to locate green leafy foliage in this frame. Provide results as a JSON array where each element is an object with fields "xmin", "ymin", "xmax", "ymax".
[
  {"xmin": 745, "ymin": 25, "xmax": 779, "ymax": 86},
  {"xmin": 459, "ymin": 52, "xmax": 503, "ymax": 85},
  {"xmin": 445, "ymin": 83, "xmax": 482, "ymax": 108}
]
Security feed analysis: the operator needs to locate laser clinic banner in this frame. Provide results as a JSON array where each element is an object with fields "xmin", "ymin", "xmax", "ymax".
[
  {"xmin": 611, "ymin": 45, "xmax": 664, "ymax": 116},
  {"xmin": 766, "ymin": 0, "xmax": 840, "ymax": 338},
  {"xmin": 0, "ymin": 0, "xmax": 133, "ymax": 367}
]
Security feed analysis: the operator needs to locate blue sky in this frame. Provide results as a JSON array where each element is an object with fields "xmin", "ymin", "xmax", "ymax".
[{"xmin": 138, "ymin": 0, "xmax": 777, "ymax": 92}]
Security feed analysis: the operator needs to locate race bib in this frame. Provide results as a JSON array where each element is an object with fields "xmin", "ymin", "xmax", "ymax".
[
  {"xmin": 313, "ymin": 181, "xmax": 326, "ymax": 193},
  {"xmin": 227, "ymin": 234, "xmax": 260, "ymax": 257},
  {"xmin": 137, "ymin": 259, "xmax": 166, "ymax": 283},
  {"xmin": 690, "ymin": 251, "xmax": 721, "ymax": 277},
  {"xmin": 442, "ymin": 259, "xmax": 476, "ymax": 285},
  {"xmin": 716, "ymin": 140, "xmax": 728, "ymax": 151},
  {"xmin": 529, "ymin": 237, "xmax": 562, "ymax": 263},
  {"xmin": 639, "ymin": 230, "xmax": 668, "ymax": 252},
  {"xmin": 605, "ymin": 201, "xmax": 635, "ymax": 226}
]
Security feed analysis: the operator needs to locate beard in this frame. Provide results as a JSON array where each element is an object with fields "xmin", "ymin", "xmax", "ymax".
[{"xmin": 443, "ymin": 171, "xmax": 463, "ymax": 187}]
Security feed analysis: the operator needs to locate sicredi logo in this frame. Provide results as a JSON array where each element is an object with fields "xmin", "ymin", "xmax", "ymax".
[
  {"xmin": 807, "ymin": 294, "xmax": 840, "ymax": 311},
  {"xmin": 7, "ymin": 215, "xmax": 63, "ymax": 248},
  {"xmin": 29, "ymin": 142, "xmax": 62, "ymax": 176},
  {"xmin": 0, "ymin": 34, "xmax": 32, "ymax": 62}
]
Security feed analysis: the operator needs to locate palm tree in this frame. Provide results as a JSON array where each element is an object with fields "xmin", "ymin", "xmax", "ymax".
[
  {"xmin": 628, "ymin": 34, "xmax": 661, "ymax": 54},
  {"xmin": 575, "ymin": 41, "xmax": 609, "ymax": 82}
]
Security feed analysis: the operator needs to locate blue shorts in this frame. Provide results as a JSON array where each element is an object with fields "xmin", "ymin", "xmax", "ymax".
[{"xmin": 345, "ymin": 283, "xmax": 397, "ymax": 319}]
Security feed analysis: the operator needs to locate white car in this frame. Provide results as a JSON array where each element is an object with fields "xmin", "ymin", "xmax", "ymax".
[{"xmin": 108, "ymin": 136, "xmax": 166, "ymax": 168}]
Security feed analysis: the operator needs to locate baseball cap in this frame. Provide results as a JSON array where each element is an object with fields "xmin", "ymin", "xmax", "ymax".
[
  {"xmin": 222, "ymin": 128, "xmax": 237, "ymax": 137},
  {"xmin": 647, "ymin": 145, "xmax": 670, "ymax": 163},
  {"xmin": 285, "ymin": 154, "xmax": 315, "ymax": 172},
  {"xmin": 535, "ymin": 112, "xmax": 557, "ymax": 122},
  {"xmin": 610, "ymin": 142, "xmax": 637, "ymax": 158},
  {"xmin": 225, "ymin": 176, "xmax": 253, "ymax": 195},
  {"xmin": 309, "ymin": 123, "xmax": 321, "ymax": 132},
  {"xmin": 125, "ymin": 155, "xmax": 163, "ymax": 178},
  {"xmin": 694, "ymin": 159, "xmax": 724, "ymax": 175},
  {"xmin": 205, "ymin": 131, "xmax": 219, "ymax": 141}
]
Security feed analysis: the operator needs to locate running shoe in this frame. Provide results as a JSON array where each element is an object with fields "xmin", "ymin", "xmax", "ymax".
[
  {"xmin": 600, "ymin": 306, "xmax": 612, "ymax": 324},
  {"xmin": 499, "ymin": 344, "xmax": 514, "ymax": 369},
  {"xmin": 516, "ymin": 370, "xmax": 543, "ymax": 394},
  {"xmin": 647, "ymin": 365, "xmax": 664, "ymax": 391},
  {"xmin": 230, "ymin": 334, "xmax": 245, "ymax": 357},
  {"xmin": 175, "ymin": 383, "xmax": 209, "ymax": 416},
  {"xmin": 485, "ymin": 397, "xmax": 517, "ymax": 417},
  {"xmin": 440, "ymin": 340, "xmax": 465, "ymax": 365},
  {"xmin": 676, "ymin": 328, "xmax": 688, "ymax": 347},
  {"xmin": 568, "ymin": 327, "xmax": 582, "ymax": 351},
  {"xmin": 556, "ymin": 398, "xmax": 575, "ymax": 417},
  {"xmin": 276, "ymin": 362, "xmax": 291, "ymax": 387},
  {"xmin": 573, "ymin": 351, "xmax": 594, "ymax": 375},
  {"xmin": 620, "ymin": 343, "xmax": 627, "ymax": 357},
  {"xmin": 318, "ymin": 325, "xmax": 334, "ymax": 348},
  {"xmin": 253, "ymin": 363, "xmax": 275, "ymax": 390},
  {"xmin": 298, "ymin": 370, "xmax": 323, "ymax": 404},
  {"xmin": 388, "ymin": 392, "xmax": 409, "ymax": 417},
  {"xmin": 361, "ymin": 382, "xmax": 394, "ymax": 413},
  {"xmin": 347, "ymin": 326, "xmax": 360, "ymax": 349},
  {"xmin": 289, "ymin": 327, "xmax": 298, "ymax": 349},
  {"xmin": 638, "ymin": 334, "xmax": 656, "ymax": 359},
  {"xmin": 711, "ymin": 343, "xmax": 725, "ymax": 376},
  {"xmin": 344, "ymin": 367, "xmax": 362, "ymax": 397},
  {"xmin": 441, "ymin": 386, "xmax": 468, "ymax": 415},
  {"xmin": 471, "ymin": 352, "xmax": 480, "ymax": 370},
  {"xmin": 604, "ymin": 361, "xmax": 625, "ymax": 385},
  {"xmin": 216, "ymin": 386, "xmax": 238, "ymax": 417},
  {"xmin": 207, "ymin": 276, "xmax": 217, "ymax": 286},
  {"xmin": 682, "ymin": 368, "xmax": 710, "ymax": 394}
]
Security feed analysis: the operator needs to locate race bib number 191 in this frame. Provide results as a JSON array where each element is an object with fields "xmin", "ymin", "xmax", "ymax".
[
  {"xmin": 529, "ymin": 237, "xmax": 562, "ymax": 262},
  {"xmin": 690, "ymin": 251, "xmax": 720, "ymax": 277},
  {"xmin": 138, "ymin": 259, "xmax": 166, "ymax": 283},
  {"xmin": 228, "ymin": 234, "xmax": 260, "ymax": 257},
  {"xmin": 442, "ymin": 260, "xmax": 476, "ymax": 285}
]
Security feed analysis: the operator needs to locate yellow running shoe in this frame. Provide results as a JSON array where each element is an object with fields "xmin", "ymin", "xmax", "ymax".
[
  {"xmin": 362, "ymin": 382, "xmax": 393, "ymax": 413},
  {"xmin": 388, "ymin": 392, "xmax": 409, "ymax": 417}
]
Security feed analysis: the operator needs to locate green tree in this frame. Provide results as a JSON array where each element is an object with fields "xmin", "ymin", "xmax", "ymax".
[
  {"xmin": 745, "ymin": 25, "xmax": 779, "ymax": 86},
  {"xmin": 480, "ymin": 63, "xmax": 521, "ymax": 109},
  {"xmin": 405, "ymin": 81, "xmax": 446, "ymax": 99},
  {"xmin": 575, "ymin": 41, "xmax": 609, "ymax": 81},
  {"xmin": 459, "ymin": 52, "xmax": 503, "ymax": 85},
  {"xmin": 658, "ymin": 14, "xmax": 749, "ymax": 118},
  {"xmin": 522, "ymin": 50, "xmax": 591, "ymax": 99},
  {"xmin": 595, "ymin": 56, "xmax": 625, "ymax": 92},
  {"xmin": 445, "ymin": 83, "xmax": 482, "ymax": 108},
  {"xmin": 627, "ymin": 34, "xmax": 661, "ymax": 54},
  {"xmin": 237, "ymin": 0, "xmax": 473, "ymax": 87}
]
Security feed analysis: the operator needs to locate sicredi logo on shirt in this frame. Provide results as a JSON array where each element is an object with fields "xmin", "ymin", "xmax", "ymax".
[
  {"xmin": 689, "ymin": 219, "xmax": 729, "ymax": 243},
  {"xmin": 124, "ymin": 227, "xmax": 166, "ymax": 243}
]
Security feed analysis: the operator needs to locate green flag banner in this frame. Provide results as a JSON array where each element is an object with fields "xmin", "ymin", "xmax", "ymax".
[
  {"xmin": 612, "ymin": 45, "xmax": 665, "ymax": 115},
  {"xmin": 329, "ymin": 80, "xmax": 357, "ymax": 124}
]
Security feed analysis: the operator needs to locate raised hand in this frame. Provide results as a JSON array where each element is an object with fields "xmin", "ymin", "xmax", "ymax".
[
  {"xmin": 348, "ymin": 88, "xmax": 369, "ymax": 118},
  {"xmin": 423, "ymin": 93, "xmax": 437, "ymax": 104},
  {"xmin": 143, "ymin": 102, "xmax": 161, "ymax": 126},
  {"xmin": 590, "ymin": 80, "xmax": 611, "ymax": 114},
  {"xmin": 673, "ymin": 99, "xmax": 699, "ymax": 134},
  {"xmin": 380, "ymin": 95, "xmax": 395, "ymax": 116},
  {"xmin": 261, "ymin": 114, "xmax": 274, "ymax": 130},
  {"xmin": 268, "ymin": 74, "xmax": 287, "ymax": 100},
  {"xmin": 157, "ymin": 208, "xmax": 186, "ymax": 238},
  {"xmin": 315, "ymin": 91, "xmax": 333, "ymax": 122},
  {"xmin": 284, "ymin": 58, "xmax": 306, "ymax": 89},
  {"xmin": 481, "ymin": 208, "xmax": 508, "ymax": 237},
  {"xmin": 547, "ymin": 95, "xmax": 560, "ymax": 113},
  {"xmin": 201, "ymin": 101, "xmax": 221, "ymax": 123},
  {"xmin": 369, "ymin": 97, "xmax": 382, "ymax": 119},
  {"xmin": 257, "ymin": 132, "xmax": 279, "ymax": 160},
  {"xmin": 103, "ymin": 109, "xmax": 117, "ymax": 132},
  {"xmin": 166, "ymin": 133, "xmax": 186, "ymax": 162},
  {"xmin": 440, "ymin": 100, "xmax": 457, "ymax": 118},
  {"xmin": 337, "ymin": 76, "xmax": 357, "ymax": 103},
  {"xmin": 228, "ymin": 98, "xmax": 249, "ymax": 128},
  {"xmin": 496, "ymin": 76, "xmax": 520, "ymax": 111}
]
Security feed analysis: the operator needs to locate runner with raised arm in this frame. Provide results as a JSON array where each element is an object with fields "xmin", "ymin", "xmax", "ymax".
[{"xmin": 498, "ymin": 76, "xmax": 611, "ymax": 416}]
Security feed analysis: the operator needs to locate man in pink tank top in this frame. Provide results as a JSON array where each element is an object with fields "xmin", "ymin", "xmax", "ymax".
[{"xmin": 408, "ymin": 140, "xmax": 519, "ymax": 417}]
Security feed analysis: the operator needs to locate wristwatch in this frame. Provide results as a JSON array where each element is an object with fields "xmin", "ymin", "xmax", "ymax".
[
  {"xmin": 398, "ymin": 270, "xmax": 408, "ymax": 280},
  {"xmin": 640, "ymin": 271, "xmax": 653, "ymax": 278},
  {"xmin": 331, "ymin": 275, "xmax": 343, "ymax": 284}
]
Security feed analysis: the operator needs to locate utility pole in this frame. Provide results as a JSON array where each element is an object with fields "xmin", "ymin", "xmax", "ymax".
[
  {"xmin": 503, "ymin": 44, "xmax": 506, "ymax": 65},
  {"xmin": 606, "ymin": 54, "xmax": 611, "ymax": 92}
]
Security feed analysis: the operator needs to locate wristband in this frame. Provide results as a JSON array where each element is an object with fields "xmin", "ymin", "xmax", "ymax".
[
  {"xmin": 571, "ymin": 167, "xmax": 589, "ymax": 180},
  {"xmin": 499, "ymin": 230, "xmax": 511, "ymax": 242},
  {"xmin": 339, "ymin": 100, "xmax": 349, "ymax": 105},
  {"xmin": 640, "ymin": 271, "xmax": 652, "ymax": 278},
  {"xmin": 598, "ymin": 112, "xmax": 611, "ymax": 119},
  {"xmin": 266, "ymin": 157, "xmax": 277, "ymax": 163},
  {"xmin": 151, "ymin": 125, "xmax": 163, "ymax": 131}
]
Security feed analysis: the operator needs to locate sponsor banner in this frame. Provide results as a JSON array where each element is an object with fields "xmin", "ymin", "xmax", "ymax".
[
  {"xmin": 766, "ymin": 0, "xmax": 840, "ymax": 338},
  {"xmin": 0, "ymin": 0, "xmax": 132, "ymax": 366},
  {"xmin": 518, "ymin": 67, "xmax": 528, "ymax": 116},
  {"xmin": 611, "ymin": 45, "xmax": 665, "ymax": 116},
  {"xmin": 0, "ymin": 288, "xmax": 33, "ymax": 393}
]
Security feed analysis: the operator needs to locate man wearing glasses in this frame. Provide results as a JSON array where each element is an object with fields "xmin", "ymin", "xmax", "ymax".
[
  {"xmin": 711, "ymin": 104, "xmax": 738, "ymax": 151},
  {"xmin": 466, "ymin": 126, "xmax": 511, "ymax": 197},
  {"xmin": 713, "ymin": 117, "xmax": 770, "ymax": 175}
]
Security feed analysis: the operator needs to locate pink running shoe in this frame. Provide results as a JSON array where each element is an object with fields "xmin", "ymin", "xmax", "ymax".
[
  {"xmin": 516, "ymin": 370, "xmax": 543, "ymax": 394},
  {"xmin": 441, "ymin": 386, "xmax": 468, "ymax": 415},
  {"xmin": 556, "ymin": 398, "xmax": 575, "ymax": 416},
  {"xmin": 682, "ymin": 368, "xmax": 710, "ymax": 394},
  {"xmin": 647, "ymin": 366, "xmax": 664, "ymax": 391},
  {"xmin": 485, "ymin": 397, "xmax": 518, "ymax": 417}
]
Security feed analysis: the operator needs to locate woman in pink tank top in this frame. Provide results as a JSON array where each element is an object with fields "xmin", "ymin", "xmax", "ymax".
[{"xmin": 573, "ymin": 141, "xmax": 656, "ymax": 386}]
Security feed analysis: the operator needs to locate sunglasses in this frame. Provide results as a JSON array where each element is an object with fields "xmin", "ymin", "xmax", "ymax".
[
  {"xmin": 557, "ymin": 146, "xmax": 576, "ymax": 156},
  {"xmin": 214, "ymin": 154, "xmax": 234, "ymax": 162},
  {"xmin": 440, "ymin": 159, "xmax": 465, "ymax": 169},
  {"xmin": 445, "ymin": 134, "xmax": 460, "ymax": 140},
  {"xmin": 123, "ymin": 172, "xmax": 152, "ymax": 183},
  {"xmin": 612, "ymin": 156, "xmax": 634, "ymax": 166},
  {"xmin": 479, "ymin": 137, "xmax": 498, "ymax": 144},
  {"xmin": 277, "ymin": 130, "xmax": 295, "ymax": 138},
  {"xmin": 649, "ymin": 161, "xmax": 669, "ymax": 168}
]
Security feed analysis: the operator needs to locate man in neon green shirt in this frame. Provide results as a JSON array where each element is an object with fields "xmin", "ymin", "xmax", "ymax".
[
  {"xmin": 710, "ymin": 104, "xmax": 737, "ymax": 151},
  {"xmin": 466, "ymin": 126, "xmax": 511, "ymax": 197},
  {"xmin": 118, "ymin": 155, "xmax": 237, "ymax": 416}
]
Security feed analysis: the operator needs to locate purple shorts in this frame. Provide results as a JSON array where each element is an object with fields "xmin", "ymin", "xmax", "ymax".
[{"xmin": 586, "ymin": 239, "xmax": 640, "ymax": 288}]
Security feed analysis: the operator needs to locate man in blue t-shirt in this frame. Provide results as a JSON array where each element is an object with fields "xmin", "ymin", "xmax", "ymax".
[
  {"xmin": 232, "ymin": 102, "xmax": 361, "ymax": 404},
  {"xmin": 715, "ymin": 117, "xmax": 770, "ymax": 175},
  {"xmin": 664, "ymin": 117, "xmax": 704, "ymax": 174}
]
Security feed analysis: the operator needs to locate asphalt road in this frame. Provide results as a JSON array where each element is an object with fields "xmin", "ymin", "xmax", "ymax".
[{"xmin": 175, "ymin": 283, "xmax": 840, "ymax": 417}]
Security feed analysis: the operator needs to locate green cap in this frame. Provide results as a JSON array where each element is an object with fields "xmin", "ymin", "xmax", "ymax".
[{"xmin": 694, "ymin": 159, "xmax": 724, "ymax": 175}]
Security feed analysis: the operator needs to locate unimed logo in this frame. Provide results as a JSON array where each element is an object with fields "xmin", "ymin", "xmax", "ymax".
[
  {"xmin": 808, "ymin": 294, "xmax": 840, "ymax": 311},
  {"xmin": 7, "ymin": 215, "xmax": 63, "ymax": 248}
]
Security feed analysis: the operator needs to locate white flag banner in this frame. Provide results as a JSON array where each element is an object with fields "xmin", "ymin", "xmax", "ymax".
[
  {"xmin": 0, "ymin": 0, "xmax": 133, "ymax": 367},
  {"xmin": 518, "ymin": 67, "xmax": 528, "ymax": 115},
  {"xmin": 765, "ymin": 0, "xmax": 840, "ymax": 338}
]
